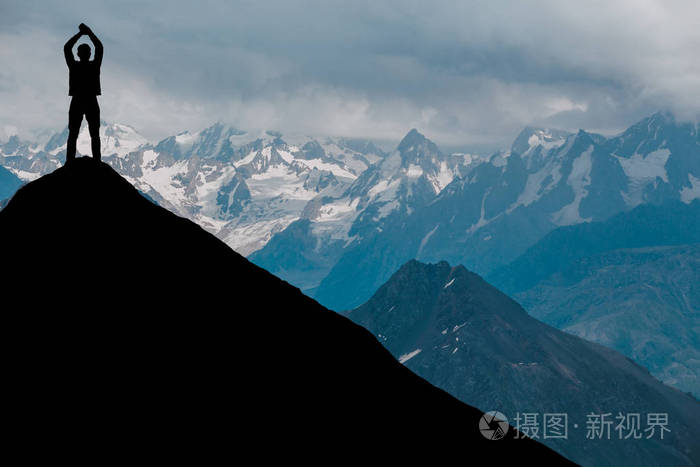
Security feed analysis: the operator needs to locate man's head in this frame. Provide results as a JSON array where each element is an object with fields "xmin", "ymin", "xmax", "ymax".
[{"xmin": 77, "ymin": 44, "xmax": 91, "ymax": 61}]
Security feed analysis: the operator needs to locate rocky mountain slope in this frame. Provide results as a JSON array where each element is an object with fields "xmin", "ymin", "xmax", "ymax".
[
  {"xmin": 348, "ymin": 259, "xmax": 700, "ymax": 466},
  {"xmin": 0, "ymin": 158, "xmax": 573, "ymax": 462}
]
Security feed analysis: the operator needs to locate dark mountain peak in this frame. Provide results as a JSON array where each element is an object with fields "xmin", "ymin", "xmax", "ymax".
[
  {"xmin": 0, "ymin": 158, "xmax": 570, "ymax": 461},
  {"xmin": 568, "ymin": 128, "xmax": 607, "ymax": 148},
  {"xmin": 617, "ymin": 111, "xmax": 679, "ymax": 141},
  {"xmin": 394, "ymin": 259, "xmax": 479, "ymax": 286},
  {"xmin": 398, "ymin": 128, "xmax": 438, "ymax": 153},
  {"xmin": 605, "ymin": 110, "xmax": 698, "ymax": 157},
  {"xmin": 396, "ymin": 129, "xmax": 443, "ymax": 166},
  {"xmin": 362, "ymin": 259, "xmax": 526, "ymax": 322},
  {"xmin": 397, "ymin": 258, "xmax": 451, "ymax": 275},
  {"xmin": 399, "ymin": 128, "xmax": 426, "ymax": 147}
]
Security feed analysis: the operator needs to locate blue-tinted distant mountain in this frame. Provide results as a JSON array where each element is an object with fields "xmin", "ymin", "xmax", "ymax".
[
  {"xmin": 0, "ymin": 164, "xmax": 23, "ymax": 202},
  {"xmin": 602, "ymin": 112, "xmax": 700, "ymax": 206},
  {"xmin": 517, "ymin": 244, "xmax": 700, "ymax": 398},
  {"xmin": 348, "ymin": 259, "xmax": 700, "ymax": 466},
  {"xmin": 488, "ymin": 200, "xmax": 700, "ymax": 397},
  {"xmin": 248, "ymin": 218, "xmax": 345, "ymax": 293},
  {"xmin": 251, "ymin": 128, "xmax": 471, "ymax": 294},
  {"xmin": 489, "ymin": 200, "xmax": 700, "ymax": 294},
  {"xmin": 315, "ymin": 114, "xmax": 700, "ymax": 311}
]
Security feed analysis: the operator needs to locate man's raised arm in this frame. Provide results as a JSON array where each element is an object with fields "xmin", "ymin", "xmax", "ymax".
[
  {"xmin": 64, "ymin": 31, "xmax": 82, "ymax": 66},
  {"xmin": 81, "ymin": 24, "xmax": 103, "ymax": 66}
]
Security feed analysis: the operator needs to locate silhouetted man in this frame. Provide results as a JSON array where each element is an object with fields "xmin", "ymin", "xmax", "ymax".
[{"xmin": 64, "ymin": 23, "xmax": 103, "ymax": 163}]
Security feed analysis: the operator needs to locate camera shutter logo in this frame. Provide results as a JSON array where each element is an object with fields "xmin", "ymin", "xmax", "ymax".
[{"xmin": 479, "ymin": 411, "xmax": 509, "ymax": 440}]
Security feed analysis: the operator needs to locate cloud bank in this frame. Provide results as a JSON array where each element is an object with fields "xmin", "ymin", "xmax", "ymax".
[{"xmin": 1, "ymin": 0, "xmax": 699, "ymax": 150}]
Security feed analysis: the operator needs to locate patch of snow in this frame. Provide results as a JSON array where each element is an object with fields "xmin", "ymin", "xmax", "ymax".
[
  {"xmin": 75, "ymin": 123, "xmax": 146, "ymax": 158},
  {"xmin": 680, "ymin": 174, "xmax": 700, "ymax": 203},
  {"xmin": 315, "ymin": 198, "xmax": 358, "ymax": 222},
  {"xmin": 490, "ymin": 150, "xmax": 511, "ymax": 167},
  {"xmin": 417, "ymin": 224, "xmax": 439, "ymax": 257},
  {"xmin": 398, "ymin": 349, "xmax": 422, "ymax": 364},
  {"xmin": 444, "ymin": 278, "xmax": 455, "ymax": 289},
  {"xmin": 275, "ymin": 148, "xmax": 295, "ymax": 164},
  {"xmin": 195, "ymin": 166, "xmax": 237, "ymax": 217},
  {"xmin": 222, "ymin": 215, "xmax": 300, "ymax": 256},
  {"xmin": 616, "ymin": 149, "xmax": 670, "ymax": 183},
  {"xmin": 406, "ymin": 164, "xmax": 423, "ymax": 177},
  {"xmin": 367, "ymin": 178, "xmax": 392, "ymax": 197},
  {"xmin": 376, "ymin": 198, "xmax": 401, "ymax": 218},
  {"xmin": 174, "ymin": 132, "xmax": 193, "ymax": 145},
  {"xmin": 507, "ymin": 158, "xmax": 563, "ymax": 212},
  {"xmin": 527, "ymin": 130, "xmax": 566, "ymax": 152},
  {"xmin": 615, "ymin": 149, "xmax": 671, "ymax": 206},
  {"xmin": 429, "ymin": 161, "xmax": 456, "ymax": 193},
  {"xmin": 8, "ymin": 168, "xmax": 40, "ymax": 181},
  {"xmin": 234, "ymin": 149, "xmax": 258, "ymax": 167},
  {"xmin": 141, "ymin": 149, "xmax": 158, "ymax": 168},
  {"xmin": 551, "ymin": 146, "xmax": 593, "ymax": 226},
  {"xmin": 467, "ymin": 188, "xmax": 493, "ymax": 234},
  {"xmin": 139, "ymin": 159, "xmax": 189, "ymax": 204},
  {"xmin": 294, "ymin": 157, "xmax": 356, "ymax": 179}
]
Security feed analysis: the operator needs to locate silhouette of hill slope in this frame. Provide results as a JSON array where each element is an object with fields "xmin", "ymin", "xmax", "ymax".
[{"xmin": 0, "ymin": 158, "xmax": 572, "ymax": 462}]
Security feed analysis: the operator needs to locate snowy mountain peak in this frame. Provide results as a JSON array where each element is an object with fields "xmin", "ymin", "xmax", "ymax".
[{"xmin": 511, "ymin": 127, "xmax": 570, "ymax": 155}]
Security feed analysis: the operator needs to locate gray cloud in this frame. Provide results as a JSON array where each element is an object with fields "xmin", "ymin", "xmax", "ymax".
[{"xmin": 1, "ymin": 0, "xmax": 699, "ymax": 150}]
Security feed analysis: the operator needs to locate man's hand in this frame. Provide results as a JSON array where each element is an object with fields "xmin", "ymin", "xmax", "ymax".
[{"xmin": 79, "ymin": 23, "xmax": 91, "ymax": 34}]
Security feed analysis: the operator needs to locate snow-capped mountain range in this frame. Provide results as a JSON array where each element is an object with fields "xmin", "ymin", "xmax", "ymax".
[
  {"xmin": 2, "ymin": 111, "xmax": 699, "ymax": 310},
  {"xmin": 0, "ymin": 122, "xmax": 398, "ymax": 255},
  {"xmin": 313, "ymin": 112, "xmax": 700, "ymax": 310}
]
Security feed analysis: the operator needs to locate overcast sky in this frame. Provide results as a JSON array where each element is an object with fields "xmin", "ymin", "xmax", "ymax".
[{"xmin": 1, "ymin": 0, "xmax": 699, "ymax": 151}]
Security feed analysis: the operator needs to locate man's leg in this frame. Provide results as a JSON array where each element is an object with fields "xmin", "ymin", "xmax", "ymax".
[
  {"xmin": 66, "ymin": 97, "xmax": 82, "ymax": 164},
  {"xmin": 86, "ymin": 96, "xmax": 101, "ymax": 162}
]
